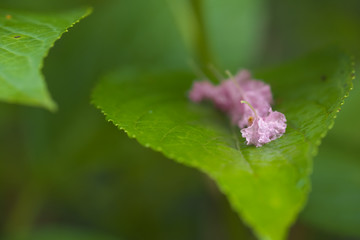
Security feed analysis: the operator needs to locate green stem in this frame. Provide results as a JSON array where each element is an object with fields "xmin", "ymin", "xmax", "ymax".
[
  {"xmin": 4, "ymin": 183, "xmax": 43, "ymax": 239},
  {"xmin": 166, "ymin": 0, "xmax": 217, "ymax": 80},
  {"xmin": 241, "ymin": 100, "xmax": 258, "ymax": 118},
  {"xmin": 190, "ymin": 0, "xmax": 213, "ymax": 66}
]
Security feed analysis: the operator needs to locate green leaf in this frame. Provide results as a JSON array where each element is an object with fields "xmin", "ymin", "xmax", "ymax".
[
  {"xmin": 92, "ymin": 49, "xmax": 354, "ymax": 240},
  {"xmin": 0, "ymin": 7, "xmax": 91, "ymax": 110}
]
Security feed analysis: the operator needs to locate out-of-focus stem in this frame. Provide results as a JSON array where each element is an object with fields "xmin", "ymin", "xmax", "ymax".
[
  {"xmin": 190, "ymin": 0, "xmax": 213, "ymax": 66},
  {"xmin": 166, "ymin": 0, "xmax": 217, "ymax": 80},
  {"xmin": 4, "ymin": 183, "xmax": 42, "ymax": 240}
]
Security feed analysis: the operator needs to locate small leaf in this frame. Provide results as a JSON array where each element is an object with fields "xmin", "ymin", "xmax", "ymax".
[
  {"xmin": 0, "ymin": 7, "xmax": 91, "ymax": 110},
  {"xmin": 92, "ymin": 49, "xmax": 354, "ymax": 240}
]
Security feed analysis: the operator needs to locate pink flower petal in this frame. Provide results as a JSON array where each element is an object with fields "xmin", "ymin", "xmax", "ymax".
[
  {"xmin": 241, "ymin": 110, "xmax": 287, "ymax": 147},
  {"xmin": 188, "ymin": 69, "xmax": 287, "ymax": 147}
]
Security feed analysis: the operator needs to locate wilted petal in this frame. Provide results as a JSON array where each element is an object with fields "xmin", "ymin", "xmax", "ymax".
[
  {"xmin": 189, "ymin": 81, "xmax": 217, "ymax": 102},
  {"xmin": 241, "ymin": 109, "xmax": 287, "ymax": 147},
  {"xmin": 240, "ymin": 117, "xmax": 261, "ymax": 147}
]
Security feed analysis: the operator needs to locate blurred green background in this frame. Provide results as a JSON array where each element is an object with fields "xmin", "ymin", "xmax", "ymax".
[{"xmin": 0, "ymin": 0, "xmax": 359, "ymax": 239}]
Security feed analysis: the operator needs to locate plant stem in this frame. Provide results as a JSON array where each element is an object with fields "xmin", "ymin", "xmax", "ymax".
[
  {"xmin": 166, "ymin": 0, "xmax": 217, "ymax": 80},
  {"xmin": 4, "ymin": 183, "xmax": 43, "ymax": 240},
  {"xmin": 190, "ymin": 0, "xmax": 213, "ymax": 67}
]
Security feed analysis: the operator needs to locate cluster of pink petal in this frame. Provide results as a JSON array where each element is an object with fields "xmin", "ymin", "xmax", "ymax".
[{"xmin": 189, "ymin": 70, "xmax": 287, "ymax": 147}]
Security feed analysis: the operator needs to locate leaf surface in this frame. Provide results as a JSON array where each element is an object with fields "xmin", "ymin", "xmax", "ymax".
[
  {"xmin": 0, "ymin": 8, "xmax": 91, "ymax": 110},
  {"xmin": 92, "ymin": 50, "xmax": 354, "ymax": 240}
]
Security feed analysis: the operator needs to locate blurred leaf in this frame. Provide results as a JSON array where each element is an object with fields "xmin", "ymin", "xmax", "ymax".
[
  {"xmin": 92, "ymin": 49, "xmax": 354, "ymax": 240},
  {"xmin": 0, "ymin": 7, "xmax": 91, "ymax": 110},
  {"xmin": 262, "ymin": 0, "xmax": 360, "ymax": 64},
  {"xmin": 301, "ymin": 146, "xmax": 360, "ymax": 238}
]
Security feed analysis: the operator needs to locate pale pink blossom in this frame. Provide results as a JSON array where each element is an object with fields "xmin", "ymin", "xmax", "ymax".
[
  {"xmin": 241, "ymin": 108, "xmax": 287, "ymax": 147},
  {"xmin": 188, "ymin": 69, "xmax": 287, "ymax": 147},
  {"xmin": 189, "ymin": 70, "xmax": 273, "ymax": 127}
]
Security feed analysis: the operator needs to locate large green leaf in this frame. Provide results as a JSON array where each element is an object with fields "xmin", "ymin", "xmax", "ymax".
[
  {"xmin": 93, "ymin": 49, "xmax": 353, "ymax": 240},
  {"xmin": 0, "ymin": 7, "xmax": 91, "ymax": 110}
]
